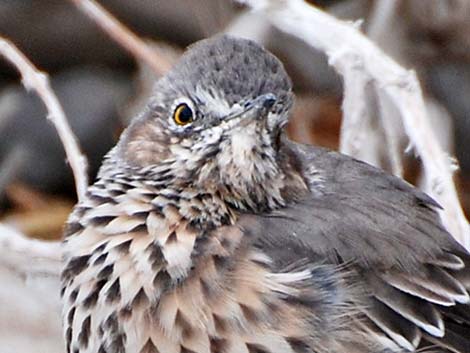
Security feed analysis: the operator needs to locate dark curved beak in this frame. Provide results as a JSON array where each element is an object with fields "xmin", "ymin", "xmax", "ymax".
[
  {"xmin": 224, "ymin": 93, "xmax": 277, "ymax": 123},
  {"xmin": 194, "ymin": 94, "xmax": 278, "ymax": 132}
]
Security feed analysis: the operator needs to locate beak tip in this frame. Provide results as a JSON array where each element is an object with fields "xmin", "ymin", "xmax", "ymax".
[{"xmin": 262, "ymin": 94, "xmax": 277, "ymax": 111}]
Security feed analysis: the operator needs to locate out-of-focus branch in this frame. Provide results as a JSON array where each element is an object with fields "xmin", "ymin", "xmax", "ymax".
[
  {"xmin": 368, "ymin": 0, "xmax": 404, "ymax": 177},
  {"xmin": 0, "ymin": 37, "xmax": 88, "ymax": 201},
  {"xmin": 337, "ymin": 53, "xmax": 374, "ymax": 161},
  {"xmin": 0, "ymin": 224, "xmax": 63, "ymax": 353},
  {"xmin": 0, "ymin": 224, "xmax": 61, "ymax": 277},
  {"xmin": 69, "ymin": 0, "xmax": 172, "ymax": 75},
  {"xmin": 245, "ymin": 0, "xmax": 470, "ymax": 248},
  {"xmin": 367, "ymin": 0, "xmax": 400, "ymax": 42},
  {"xmin": 376, "ymin": 93, "xmax": 404, "ymax": 177}
]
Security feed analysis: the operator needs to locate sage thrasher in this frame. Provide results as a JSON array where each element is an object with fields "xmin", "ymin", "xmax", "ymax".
[{"xmin": 61, "ymin": 35, "xmax": 470, "ymax": 353}]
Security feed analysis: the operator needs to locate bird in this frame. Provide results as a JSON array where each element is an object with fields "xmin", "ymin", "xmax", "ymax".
[{"xmin": 61, "ymin": 35, "xmax": 470, "ymax": 353}]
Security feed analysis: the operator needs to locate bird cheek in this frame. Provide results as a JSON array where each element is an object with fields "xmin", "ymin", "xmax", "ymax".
[{"xmin": 119, "ymin": 120, "xmax": 172, "ymax": 167}]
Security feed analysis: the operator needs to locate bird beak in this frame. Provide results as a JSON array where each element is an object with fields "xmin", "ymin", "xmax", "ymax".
[
  {"xmin": 195, "ymin": 94, "xmax": 278, "ymax": 132},
  {"xmin": 223, "ymin": 93, "xmax": 277, "ymax": 124}
]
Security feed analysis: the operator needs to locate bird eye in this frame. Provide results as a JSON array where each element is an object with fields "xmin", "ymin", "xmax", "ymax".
[{"xmin": 173, "ymin": 103, "xmax": 194, "ymax": 126}]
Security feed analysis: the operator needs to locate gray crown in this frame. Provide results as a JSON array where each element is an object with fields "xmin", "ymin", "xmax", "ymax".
[{"xmin": 153, "ymin": 35, "xmax": 293, "ymax": 113}]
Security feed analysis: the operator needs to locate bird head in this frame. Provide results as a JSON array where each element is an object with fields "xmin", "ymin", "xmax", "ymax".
[{"xmin": 116, "ymin": 35, "xmax": 295, "ymax": 209}]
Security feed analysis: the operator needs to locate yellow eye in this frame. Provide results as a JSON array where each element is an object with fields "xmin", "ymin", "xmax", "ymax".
[{"xmin": 173, "ymin": 103, "xmax": 194, "ymax": 126}]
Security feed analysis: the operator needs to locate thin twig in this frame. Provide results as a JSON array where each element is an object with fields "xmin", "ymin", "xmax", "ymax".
[
  {"xmin": 69, "ymin": 0, "xmax": 172, "ymax": 75},
  {"xmin": 368, "ymin": 0, "xmax": 404, "ymax": 177},
  {"xmin": 246, "ymin": 0, "xmax": 470, "ymax": 248},
  {"xmin": 0, "ymin": 37, "xmax": 88, "ymax": 201}
]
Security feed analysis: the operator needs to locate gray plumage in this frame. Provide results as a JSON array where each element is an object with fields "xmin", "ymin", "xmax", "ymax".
[{"xmin": 62, "ymin": 35, "xmax": 470, "ymax": 353}]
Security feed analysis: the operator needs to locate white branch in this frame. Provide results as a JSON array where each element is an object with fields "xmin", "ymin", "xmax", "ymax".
[
  {"xmin": 246, "ymin": 0, "xmax": 470, "ymax": 248},
  {"xmin": 368, "ymin": 0, "xmax": 404, "ymax": 177},
  {"xmin": 338, "ymin": 52, "xmax": 371, "ymax": 157},
  {"xmin": 0, "ymin": 224, "xmax": 63, "ymax": 353},
  {"xmin": 376, "ymin": 93, "xmax": 404, "ymax": 177},
  {"xmin": 0, "ymin": 37, "xmax": 88, "ymax": 201},
  {"xmin": 0, "ymin": 224, "xmax": 61, "ymax": 277}
]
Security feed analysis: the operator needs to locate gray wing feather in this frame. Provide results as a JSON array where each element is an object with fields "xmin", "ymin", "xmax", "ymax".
[{"xmin": 240, "ymin": 140, "xmax": 470, "ymax": 352}]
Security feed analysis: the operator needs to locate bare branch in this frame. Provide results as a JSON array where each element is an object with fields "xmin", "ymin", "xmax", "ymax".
[
  {"xmin": 245, "ymin": 0, "xmax": 470, "ymax": 248},
  {"xmin": 0, "ymin": 224, "xmax": 61, "ymax": 277},
  {"xmin": 368, "ymin": 0, "xmax": 404, "ymax": 177},
  {"xmin": 376, "ymin": 93, "xmax": 404, "ymax": 177},
  {"xmin": 367, "ymin": 0, "xmax": 401, "ymax": 42},
  {"xmin": 338, "ymin": 53, "xmax": 373, "ymax": 158},
  {"xmin": 0, "ymin": 224, "xmax": 63, "ymax": 353},
  {"xmin": 69, "ymin": 0, "xmax": 172, "ymax": 75},
  {"xmin": 0, "ymin": 37, "xmax": 88, "ymax": 201}
]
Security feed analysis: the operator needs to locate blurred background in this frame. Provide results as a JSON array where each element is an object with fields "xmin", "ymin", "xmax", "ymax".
[
  {"xmin": 0, "ymin": 0, "xmax": 469, "ymax": 243},
  {"xmin": 1, "ymin": 1, "xmax": 470, "ymax": 352}
]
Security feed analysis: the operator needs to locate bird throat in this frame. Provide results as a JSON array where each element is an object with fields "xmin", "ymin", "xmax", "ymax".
[{"xmin": 198, "ymin": 125, "xmax": 287, "ymax": 212}]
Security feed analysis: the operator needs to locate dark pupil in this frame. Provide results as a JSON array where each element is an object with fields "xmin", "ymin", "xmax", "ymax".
[{"xmin": 178, "ymin": 105, "xmax": 193, "ymax": 123}]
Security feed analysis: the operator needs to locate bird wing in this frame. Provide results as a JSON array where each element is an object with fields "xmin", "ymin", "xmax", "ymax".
[{"xmin": 239, "ymin": 141, "xmax": 470, "ymax": 353}]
